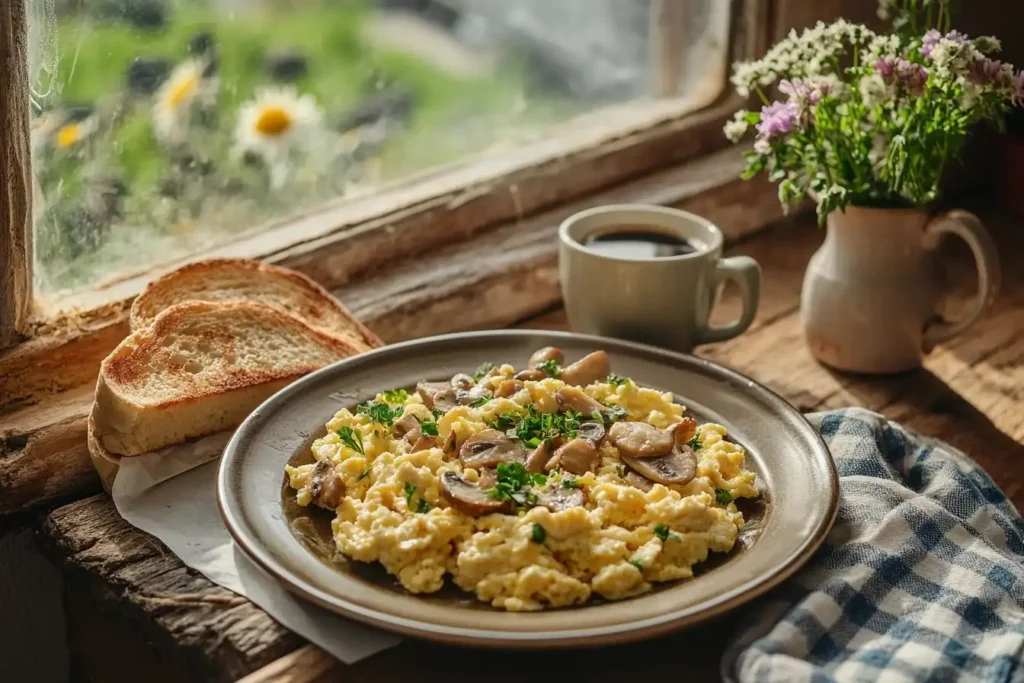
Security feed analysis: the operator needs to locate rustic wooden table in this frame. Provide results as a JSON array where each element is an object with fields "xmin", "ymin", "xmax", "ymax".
[{"xmin": 39, "ymin": 211, "xmax": 1024, "ymax": 683}]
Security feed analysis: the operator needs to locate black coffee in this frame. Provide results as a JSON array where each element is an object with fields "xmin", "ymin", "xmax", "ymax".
[{"xmin": 584, "ymin": 229, "xmax": 701, "ymax": 259}]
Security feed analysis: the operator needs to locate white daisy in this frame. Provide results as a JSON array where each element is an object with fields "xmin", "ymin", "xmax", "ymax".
[
  {"xmin": 152, "ymin": 58, "xmax": 218, "ymax": 146},
  {"xmin": 233, "ymin": 87, "xmax": 323, "ymax": 165},
  {"xmin": 54, "ymin": 115, "xmax": 98, "ymax": 150}
]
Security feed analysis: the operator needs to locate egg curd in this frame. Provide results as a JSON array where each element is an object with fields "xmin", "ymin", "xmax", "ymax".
[{"xmin": 286, "ymin": 360, "xmax": 759, "ymax": 612}]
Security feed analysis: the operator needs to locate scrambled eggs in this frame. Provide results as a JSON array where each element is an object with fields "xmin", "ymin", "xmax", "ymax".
[{"xmin": 286, "ymin": 350, "xmax": 759, "ymax": 612}]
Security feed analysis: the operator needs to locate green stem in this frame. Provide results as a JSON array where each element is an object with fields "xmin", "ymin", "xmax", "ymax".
[{"xmin": 754, "ymin": 86, "xmax": 771, "ymax": 106}]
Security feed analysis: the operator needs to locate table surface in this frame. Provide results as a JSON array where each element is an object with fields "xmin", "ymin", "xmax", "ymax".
[{"xmin": 39, "ymin": 211, "xmax": 1024, "ymax": 683}]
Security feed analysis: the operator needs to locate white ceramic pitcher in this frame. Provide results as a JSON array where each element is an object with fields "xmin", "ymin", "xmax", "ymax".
[{"xmin": 800, "ymin": 205, "xmax": 1000, "ymax": 374}]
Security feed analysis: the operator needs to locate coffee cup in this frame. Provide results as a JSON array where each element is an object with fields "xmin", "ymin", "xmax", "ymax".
[{"xmin": 558, "ymin": 204, "xmax": 761, "ymax": 352}]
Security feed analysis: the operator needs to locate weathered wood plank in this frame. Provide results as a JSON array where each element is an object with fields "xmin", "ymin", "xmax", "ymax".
[
  {"xmin": 0, "ymin": 1, "xmax": 33, "ymax": 348},
  {"xmin": 40, "ymin": 495, "xmax": 303, "ymax": 683}
]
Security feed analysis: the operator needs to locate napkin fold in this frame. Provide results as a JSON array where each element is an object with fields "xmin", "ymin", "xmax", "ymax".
[
  {"xmin": 725, "ymin": 407, "xmax": 1024, "ymax": 682},
  {"xmin": 111, "ymin": 434, "xmax": 400, "ymax": 666}
]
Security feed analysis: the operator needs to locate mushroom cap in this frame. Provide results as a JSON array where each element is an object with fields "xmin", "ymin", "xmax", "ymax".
[
  {"xmin": 560, "ymin": 350, "xmax": 610, "ymax": 387},
  {"xmin": 515, "ymin": 368, "xmax": 547, "ymax": 382},
  {"xmin": 309, "ymin": 459, "xmax": 346, "ymax": 509},
  {"xmin": 524, "ymin": 440, "xmax": 554, "ymax": 473},
  {"xmin": 416, "ymin": 381, "xmax": 459, "ymax": 413},
  {"xmin": 624, "ymin": 470, "xmax": 654, "ymax": 492},
  {"xmin": 668, "ymin": 418, "xmax": 698, "ymax": 448},
  {"xmin": 528, "ymin": 346, "xmax": 565, "ymax": 369},
  {"xmin": 537, "ymin": 485, "xmax": 586, "ymax": 512},
  {"xmin": 451, "ymin": 373, "xmax": 475, "ymax": 390},
  {"xmin": 576, "ymin": 421, "xmax": 607, "ymax": 448},
  {"xmin": 548, "ymin": 438, "xmax": 599, "ymax": 475},
  {"xmin": 555, "ymin": 386, "xmax": 605, "ymax": 414},
  {"xmin": 607, "ymin": 421, "xmax": 674, "ymax": 458},
  {"xmin": 440, "ymin": 472, "xmax": 509, "ymax": 516},
  {"xmin": 620, "ymin": 447, "xmax": 697, "ymax": 486},
  {"xmin": 459, "ymin": 428, "xmax": 528, "ymax": 469}
]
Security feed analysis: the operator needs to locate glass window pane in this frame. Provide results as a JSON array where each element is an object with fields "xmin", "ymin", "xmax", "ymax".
[{"xmin": 28, "ymin": 0, "xmax": 728, "ymax": 296}]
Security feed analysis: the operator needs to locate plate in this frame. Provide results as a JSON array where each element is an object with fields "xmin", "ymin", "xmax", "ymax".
[{"xmin": 217, "ymin": 330, "xmax": 838, "ymax": 647}]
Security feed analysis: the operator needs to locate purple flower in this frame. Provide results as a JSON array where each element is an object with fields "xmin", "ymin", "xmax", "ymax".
[
  {"xmin": 921, "ymin": 29, "xmax": 941, "ymax": 59},
  {"xmin": 875, "ymin": 57, "xmax": 897, "ymax": 84},
  {"xmin": 896, "ymin": 59, "xmax": 929, "ymax": 96},
  {"xmin": 756, "ymin": 101, "xmax": 799, "ymax": 138},
  {"xmin": 945, "ymin": 30, "xmax": 971, "ymax": 44},
  {"xmin": 968, "ymin": 57, "xmax": 1003, "ymax": 85},
  {"xmin": 1013, "ymin": 70, "xmax": 1024, "ymax": 106}
]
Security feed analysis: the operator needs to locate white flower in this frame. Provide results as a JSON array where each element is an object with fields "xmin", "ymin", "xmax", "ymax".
[
  {"xmin": 723, "ymin": 110, "xmax": 751, "ymax": 142},
  {"xmin": 973, "ymin": 36, "xmax": 1002, "ymax": 55},
  {"xmin": 54, "ymin": 115, "xmax": 98, "ymax": 150},
  {"xmin": 859, "ymin": 73, "xmax": 896, "ymax": 108},
  {"xmin": 233, "ymin": 86, "xmax": 323, "ymax": 165},
  {"xmin": 868, "ymin": 134, "xmax": 888, "ymax": 179},
  {"xmin": 152, "ymin": 59, "xmax": 218, "ymax": 146}
]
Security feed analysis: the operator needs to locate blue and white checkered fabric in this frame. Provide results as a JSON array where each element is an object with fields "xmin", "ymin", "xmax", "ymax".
[{"xmin": 725, "ymin": 407, "xmax": 1024, "ymax": 683}]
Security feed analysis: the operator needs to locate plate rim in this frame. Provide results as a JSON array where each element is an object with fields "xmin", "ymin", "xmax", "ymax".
[{"xmin": 216, "ymin": 329, "xmax": 839, "ymax": 647}]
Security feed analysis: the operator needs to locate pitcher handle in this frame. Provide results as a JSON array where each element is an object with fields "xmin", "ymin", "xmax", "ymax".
[
  {"xmin": 921, "ymin": 210, "xmax": 1001, "ymax": 351},
  {"xmin": 696, "ymin": 256, "xmax": 762, "ymax": 345}
]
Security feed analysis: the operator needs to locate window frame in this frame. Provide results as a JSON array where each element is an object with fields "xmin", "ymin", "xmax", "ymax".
[{"xmin": 4, "ymin": 0, "xmax": 768, "ymax": 330}]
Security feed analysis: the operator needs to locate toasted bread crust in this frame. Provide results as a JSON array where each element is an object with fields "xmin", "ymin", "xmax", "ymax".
[
  {"xmin": 130, "ymin": 258, "xmax": 383, "ymax": 348},
  {"xmin": 94, "ymin": 300, "xmax": 362, "ymax": 456}
]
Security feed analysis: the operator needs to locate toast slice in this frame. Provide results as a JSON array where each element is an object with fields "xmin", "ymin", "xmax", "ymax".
[
  {"xmin": 130, "ymin": 258, "xmax": 383, "ymax": 350},
  {"xmin": 93, "ymin": 300, "xmax": 362, "ymax": 457}
]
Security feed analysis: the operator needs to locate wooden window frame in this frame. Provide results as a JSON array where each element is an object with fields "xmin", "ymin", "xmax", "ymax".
[{"xmin": 0, "ymin": 0, "xmax": 788, "ymax": 514}]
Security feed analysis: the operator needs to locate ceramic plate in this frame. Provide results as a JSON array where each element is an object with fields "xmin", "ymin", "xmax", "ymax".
[{"xmin": 217, "ymin": 330, "xmax": 838, "ymax": 647}]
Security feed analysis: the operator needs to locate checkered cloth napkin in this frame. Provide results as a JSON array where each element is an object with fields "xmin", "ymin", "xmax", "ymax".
[{"xmin": 724, "ymin": 407, "xmax": 1024, "ymax": 683}]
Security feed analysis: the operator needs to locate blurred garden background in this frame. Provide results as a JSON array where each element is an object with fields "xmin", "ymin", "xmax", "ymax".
[{"xmin": 29, "ymin": 0, "xmax": 661, "ymax": 294}]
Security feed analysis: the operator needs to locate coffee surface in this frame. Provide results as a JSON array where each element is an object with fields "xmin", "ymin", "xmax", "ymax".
[{"xmin": 584, "ymin": 229, "xmax": 701, "ymax": 259}]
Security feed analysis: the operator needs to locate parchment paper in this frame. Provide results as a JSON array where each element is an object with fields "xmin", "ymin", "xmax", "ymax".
[{"xmin": 111, "ymin": 432, "xmax": 400, "ymax": 665}]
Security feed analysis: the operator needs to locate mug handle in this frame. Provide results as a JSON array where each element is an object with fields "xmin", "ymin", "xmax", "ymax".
[
  {"xmin": 696, "ymin": 256, "xmax": 762, "ymax": 345},
  {"xmin": 921, "ymin": 210, "xmax": 1001, "ymax": 351}
]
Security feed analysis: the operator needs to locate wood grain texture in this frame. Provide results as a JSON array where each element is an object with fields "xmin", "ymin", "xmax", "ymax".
[
  {"xmin": 39, "ymin": 203, "xmax": 1024, "ymax": 683},
  {"xmin": 0, "ymin": 1, "xmax": 33, "ymax": 348},
  {"xmin": 1, "ymin": 149, "xmax": 783, "ymax": 515}
]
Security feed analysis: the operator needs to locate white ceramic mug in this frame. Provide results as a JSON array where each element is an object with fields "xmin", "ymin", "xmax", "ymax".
[{"xmin": 558, "ymin": 204, "xmax": 761, "ymax": 352}]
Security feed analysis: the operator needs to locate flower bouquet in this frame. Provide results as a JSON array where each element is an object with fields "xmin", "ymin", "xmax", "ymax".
[{"xmin": 722, "ymin": 1, "xmax": 1014, "ymax": 375}]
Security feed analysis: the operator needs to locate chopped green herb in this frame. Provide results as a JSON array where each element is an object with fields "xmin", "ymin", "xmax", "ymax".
[
  {"xmin": 431, "ymin": 408, "xmax": 445, "ymax": 420},
  {"xmin": 357, "ymin": 467, "xmax": 371, "ymax": 481},
  {"xmin": 591, "ymin": 410, "xmax": 603, "ymax": 422},
  {"xmin": 417, "ymin": 418, "xmax": 439, "ymax": 437},
  {"xmin": 689, "ymin": 428, "xmax": 702, "ymax": 451},
  {"xmin": 402, "ymin": 482, "xmax": 431, "ymax": 513},
  {"xmin": 381, "ymin": 388, "xmax": 409, "ymax": 404},
  {"xmin": 335, "ymin": 426, "xmax": 365, "ymax": 455},
  {"xmin": 606, "ymin": 374, "xmax": 631, "ymax": 386},
  {"xmin": 492, "ymin": 404, "xmax": 581, "ymax": 446},
  {"xmin": 484, "ymin": 462, "xmax": 544, "ymax": 508},
  {"xmin": 604, "ymin": 406, "xmax": 628, "ymax": 423},
  {"xmin": 531, "ymin": 523, "xmax": 546, "ymax": 544},
  {"xmin": 715, "ymin": 489, "xmax": 733, "ymax": 505},
  {"xmin": 416, "ymin": 498, "xmax": 431, "ymax": 513},
  {"xmin": 469, "ymin": 396, "xmax": 492, "ymax": 408},
  {"xmin": 561, "ymin": 478, "xmax": 580, "ymax": 489},
  {"xmin": 616, "ymin": 464, "xmax": 627, "ymax": 477},
  {"xmin": 404, "ymin": 482, "xmax": 416, "ymax": 498},
  {"xmin": 356, "ymin": 400, "xmax": 404, "ymax": 427},
  {"xmin": 472, "ymin": 362, "xmax": 495, "ymax": 382},
  {"xmin": 537, "ymin": 359, "xmax": 561, "ymax": 378},
  {"xmin": 653, "ymin": 523, "xmax": 670, "ymax": 542},
  {"xmin": 629, "ymin": 559, "xmax": 644, "ymax": 572},
  {"xmin": 373, "ymin": 429, "xmax": 381, "ymax": 439}
]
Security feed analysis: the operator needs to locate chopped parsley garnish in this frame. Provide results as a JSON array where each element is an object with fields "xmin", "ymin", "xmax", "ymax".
[
  {"xmin": 616, "ymin": 464, "xmax": 626, "ymax": 477},
  {"xmin": 356, "ymin": 400, "xmax": 404, "ymax": 427},
  {"xmin": 403, "ymin": 482, "xmax": 431, "ymax": 513},
  {"xmin": 604, "ymin": 406, "xmax": 628, "ymax": 423},
  {"xmin": 431, "ymin": 408, "xmax": 445, "ymax": 420},
  {"xmin": 561, "ymin": 478, "xmax": 580, "ymax": 489},
  {"xmin": 357, "ymin": 467, "xmax": 371, "ymax": 481},
  {"xmin": 531, "ymin": 523, "xmax": 546, "ymax": 544},
  {"xmin": 381, "ymin": 388, "xmax": 409, "ymax": 404},
  {"xmin": 335, "ymin": 426, "xmax": 365, "ymax": 455},
  {"xmin": 606, "ymin": 374, "xmax": 631, "ymax": 386},
  {"xmin": 472, "ymin": 362, "xmax": 495, "ymax": 381},
  {"xmin": 417, "ymin": 418, "xmax": 439, "ymax": 436},
  {"xmin": 629, "ymin": 559, "xmax": 644, "ymax": 572},
  {"xmin": 492, "ymin": 404, "xmax": 581, "ymax": 448},
  {"xmin": 689, "ymin": 428, "xmax": 702, "ymax": 451},
  {"xmin": 653, "ymin": 523, "xmax": 670, "ymax": 542},
  {"xmin": 485, "ymin": 462, "xmax": 546, "ymax": 508},
  {"xmin": 469, "ymin": 396, "xmax": 492, "ymax": 408},
  {"xmin": 537, "ymin": 359, "xmax": 561, "ymax": 378},
  {"xmin": 715, "ymin": 489, "xmax": 733, "ymax": 505}
]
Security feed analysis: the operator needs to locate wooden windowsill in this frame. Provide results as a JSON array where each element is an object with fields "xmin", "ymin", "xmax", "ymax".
[
  {"xmin": 36, "ymin": 201, "xmax": 1024, "ymax": 683},
  {"xmin": 0, "ymin": 147, "xmax": 785, "ymax": 515}
]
